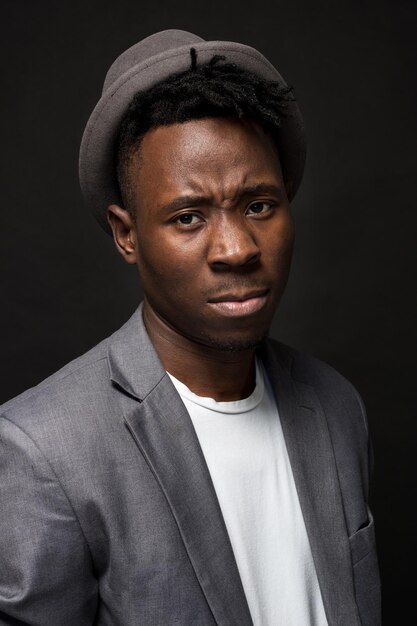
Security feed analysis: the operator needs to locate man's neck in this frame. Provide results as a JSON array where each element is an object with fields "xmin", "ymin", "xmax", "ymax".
[{"xmin": 143, "ymin": 304, "xmax": 256, "ymax": 402}]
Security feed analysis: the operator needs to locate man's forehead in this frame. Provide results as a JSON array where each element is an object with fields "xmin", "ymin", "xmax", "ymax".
[
  {"xmin": 138, "ymin": 117, "xmax": 281, "ymax": 164},
  {"xmin": 129, "ymin": 118, "xmax": 284, "ymax": 192}
]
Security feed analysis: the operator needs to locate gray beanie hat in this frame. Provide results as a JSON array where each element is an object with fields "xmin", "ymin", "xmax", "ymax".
[{"xmin": 79, "ymin": 29, "xmax": 306, "ymax": 234}]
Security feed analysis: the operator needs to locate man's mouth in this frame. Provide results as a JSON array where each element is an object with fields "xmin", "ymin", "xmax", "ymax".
[{"xmin": 207, "ymin": 289, "xmax": 269, "ymax": 316}]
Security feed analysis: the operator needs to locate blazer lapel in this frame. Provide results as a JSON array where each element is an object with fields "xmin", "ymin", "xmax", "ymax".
[
  {"xmin": 107, "ymin": 306, "xmax": 253, "ymax": 626},
  {"xmin": 260, "ymin": 341, "xmax": 361, "ymax": 626}
]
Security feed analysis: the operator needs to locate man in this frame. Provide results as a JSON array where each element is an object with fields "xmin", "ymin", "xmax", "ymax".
[{"xmin": 0, "ymin": 30, "xmax": 380, "ymax": 625}]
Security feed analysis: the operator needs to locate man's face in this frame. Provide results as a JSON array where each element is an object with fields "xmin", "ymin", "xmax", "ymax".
[{"xmin": 124, "ymin": 117, "xmax": 294, "ymax": 351}]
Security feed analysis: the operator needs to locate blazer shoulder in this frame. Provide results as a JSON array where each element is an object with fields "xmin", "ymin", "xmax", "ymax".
[
  {"xmin": 267, "ymin": 337, "xmax": 359, "ymax": 389},
  {"xmin": 0, "ymin": 335, "xmax": 111, "ymax": 428},
  {"xmin": 0, "ymin": 306, "xmax": 154, "ymax": 451},
  {"xmin": 264, "ymin": 338, "xmax": 368, "ymax": 432}
]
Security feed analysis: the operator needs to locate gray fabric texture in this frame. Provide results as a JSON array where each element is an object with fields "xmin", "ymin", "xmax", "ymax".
[
  {"xmin": 78, "ymin": 29, "xmax": 306, "ymax": 234},
  {"xmin": 0, "ymin": 305, "xmax": 380, "ymax": 625}
]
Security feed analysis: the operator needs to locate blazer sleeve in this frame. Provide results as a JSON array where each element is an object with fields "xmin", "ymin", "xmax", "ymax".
[{"xmin": 0, "ymin": 416, "xmax": 97, "ymax": 625}]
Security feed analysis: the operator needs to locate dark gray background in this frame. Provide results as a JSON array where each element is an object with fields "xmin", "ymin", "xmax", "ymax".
[{"xmin": 1, "ymin": 0, "xmax": 416, "ymax": 622}]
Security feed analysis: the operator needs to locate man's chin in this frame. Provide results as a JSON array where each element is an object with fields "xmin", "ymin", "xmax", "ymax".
[{"xmin": 198, "ymin": 330, "xmax": 268, "ymax": 353}]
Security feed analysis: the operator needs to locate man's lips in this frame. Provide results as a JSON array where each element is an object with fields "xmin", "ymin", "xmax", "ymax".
[
  {"xmin": 208, "ymin": 289, "xmax": 269, "ymax": 303},
  {"xmin": 207, "ymin": 289, "xmax": 269, "ymax": 316}
]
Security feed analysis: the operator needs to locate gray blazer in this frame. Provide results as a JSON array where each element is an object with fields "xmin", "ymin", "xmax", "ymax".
[{"xmin": 0, "ymin": 306, "xmax": 380, "ymax": 626}]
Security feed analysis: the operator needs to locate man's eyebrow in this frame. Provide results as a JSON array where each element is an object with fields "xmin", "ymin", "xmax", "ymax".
[
  {"xmin": 161, "ymin": 184, "xmax": 283, "ymax": 213},
  {"xmin": 162, "ymin": 195, "xmax": 210, "ymax": 213},
  {"xmin": 237, "ymin": 184, "xmax": 283, "ymax": 199}
]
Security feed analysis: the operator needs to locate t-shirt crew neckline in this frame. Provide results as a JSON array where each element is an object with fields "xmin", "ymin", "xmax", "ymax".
[{"xmin": 166, "ymin": 357, "xmax": 264, "ymax": 414}]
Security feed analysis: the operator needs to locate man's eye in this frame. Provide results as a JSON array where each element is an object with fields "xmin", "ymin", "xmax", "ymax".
[
  {"xmin": 247, "ymin": 202, "xmax": 272, "ymax": 215},
  {"xmin": 175, "ymin": 213, "xmax": 200, "ymax": 226}
]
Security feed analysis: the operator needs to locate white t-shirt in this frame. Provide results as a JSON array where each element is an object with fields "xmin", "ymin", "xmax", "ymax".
[{"xmin": 167, "ymin": 358, "xmax": 328, "ymax": 626}]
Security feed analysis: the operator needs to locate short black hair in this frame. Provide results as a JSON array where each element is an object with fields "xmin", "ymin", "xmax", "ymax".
[{"xmin": 116, "ymin": 49, "xmax": 294, "ymax": 215}]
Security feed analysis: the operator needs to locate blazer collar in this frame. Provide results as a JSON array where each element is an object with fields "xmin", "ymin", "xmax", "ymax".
[
  {"xmin": 107, "ymin": 305, "xmax": 360, "ymax": 626},
  {"xmin": 107, "ymin": 303, "xmax": 165, "ymax": 400}
]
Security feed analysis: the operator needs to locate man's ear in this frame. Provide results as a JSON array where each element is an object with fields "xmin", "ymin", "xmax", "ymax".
[{"xmin": 107, "ymin": 204, "xmax": 137, "ymax": 265}]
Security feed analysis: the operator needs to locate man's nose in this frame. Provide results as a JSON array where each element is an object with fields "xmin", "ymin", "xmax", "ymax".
[{"xmin": 207, "ymin": 217, "xmax": 261, "ymax": 269}]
